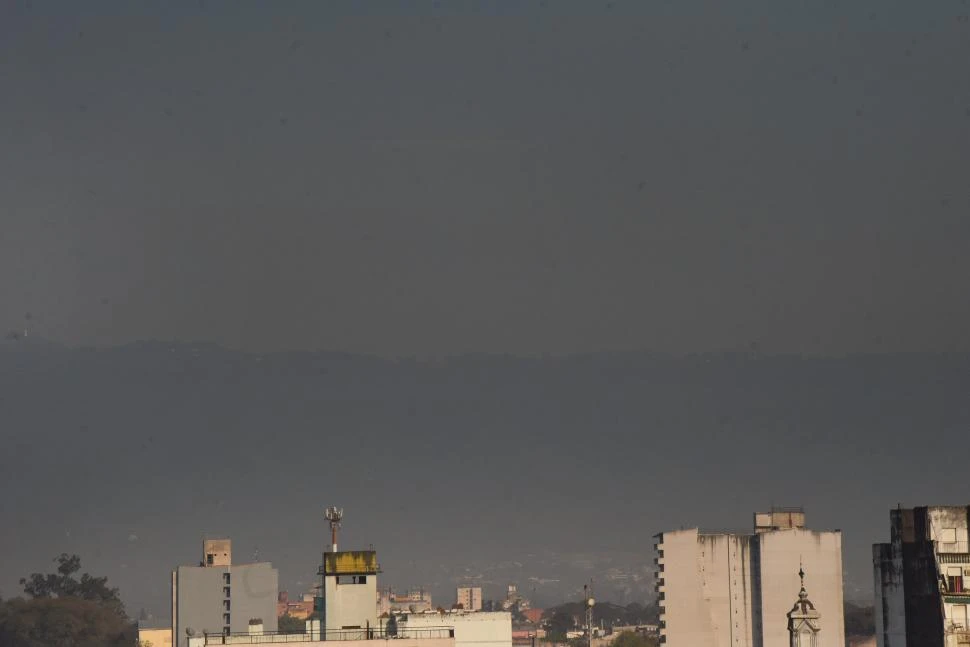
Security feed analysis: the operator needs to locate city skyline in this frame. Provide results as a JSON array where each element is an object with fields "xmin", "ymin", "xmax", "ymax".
[{"xmin": 1, "ymin": 2, "xmax": 966, "ymax": 645}]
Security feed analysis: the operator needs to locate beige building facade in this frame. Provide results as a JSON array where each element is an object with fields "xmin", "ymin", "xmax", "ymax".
[
  {"xmin": 655, "ymin": 509, "xmax": 845, "ymax": 647},
  {"xmin": 456, "ymin": 587, "xmax": 483, "ymax": 612},
  {"xmin": 139, "ymin": 627, "xmax": 173, "ymax": 647}
]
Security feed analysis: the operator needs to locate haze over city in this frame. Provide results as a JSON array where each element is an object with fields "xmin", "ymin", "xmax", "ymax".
[{"xmin": 1, "ymin": 2, "xmax": 968, "ymax": 647}]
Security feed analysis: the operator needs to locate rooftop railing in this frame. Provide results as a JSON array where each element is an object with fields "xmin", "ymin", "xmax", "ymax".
[{"xmin": 199, "ymin": 627, "xmax": 454, "ymax": 645}]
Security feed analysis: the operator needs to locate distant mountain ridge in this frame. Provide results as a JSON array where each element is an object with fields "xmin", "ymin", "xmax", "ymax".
[{"xmin": 1, "ymin": 342, "xmax": 966, "ymax": 619}]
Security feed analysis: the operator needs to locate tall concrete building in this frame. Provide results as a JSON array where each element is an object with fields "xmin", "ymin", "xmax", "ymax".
[
  {"xmin": 873, "ymin": 505, "xmax": 970, "ymax": 647},
  {"xmin": 654, "ymin": 508, "xmax": 845, "ymax": 647},
  {"xmin": 319, "ymin": 550, "xmax": 380, "ymax": 635},
  {"xmin": 172, "ymin": 539, "xmax": 279, "ymax": 647},
  {"xmin": 457, "ymin": 587, "xmax": 483, "ymax": 612}
]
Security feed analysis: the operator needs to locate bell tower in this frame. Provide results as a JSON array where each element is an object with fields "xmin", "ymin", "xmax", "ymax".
[{"xmin": 787, "ymin": 566, "xmax": 822, "ymax": 647}]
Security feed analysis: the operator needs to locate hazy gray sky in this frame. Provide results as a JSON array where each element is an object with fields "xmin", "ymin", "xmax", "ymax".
[{"xmin": 2, "ymin": 0, "xmax": 968, "ymax": 355}]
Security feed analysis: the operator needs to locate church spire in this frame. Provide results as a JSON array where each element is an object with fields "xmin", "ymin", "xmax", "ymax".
[
  {"xmin": 788, "ymin": 566, "xmax": 821, "ymax": 647},
  {"xmin": 798, "ymin": 561, "xmax": 807, "ymax": 599}
]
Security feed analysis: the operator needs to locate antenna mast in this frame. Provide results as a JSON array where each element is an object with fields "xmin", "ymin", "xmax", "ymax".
[{"xmin": 325, "ymin": 506, "xmax": 343, "ymax": 552}]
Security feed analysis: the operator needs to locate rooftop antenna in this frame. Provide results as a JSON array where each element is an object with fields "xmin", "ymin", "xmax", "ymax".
[{"xmin": 325, "ymin": 507, "xmax": 343, "ymax": 552}]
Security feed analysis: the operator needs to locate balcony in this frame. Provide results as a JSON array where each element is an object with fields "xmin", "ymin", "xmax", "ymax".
[
  {"xmin": 939, "ymin": 547, "xmax": 970, "ymax": 565},
  {"xmin": 936, "ymin": 542, "xmax": 970, "ymax": 557},
  {"xmin": 945, "ymin": 627, "xmax": 970, "ymax": 645}
]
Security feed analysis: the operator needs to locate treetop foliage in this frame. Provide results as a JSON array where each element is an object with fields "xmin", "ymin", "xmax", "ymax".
[{"xmin": 0, "ymin": 554, "xmax": 133, "ymax": 647}]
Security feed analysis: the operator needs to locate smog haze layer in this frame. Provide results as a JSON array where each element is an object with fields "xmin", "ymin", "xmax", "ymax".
[{"xmin": 1, "ymin": 0, "xmax": 967, "ymax": 624}]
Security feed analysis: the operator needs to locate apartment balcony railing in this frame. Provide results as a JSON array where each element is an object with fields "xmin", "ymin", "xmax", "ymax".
[
  {"xmin": 938, "ymin": 543, "xmax": 970, "ymax": 563},
  {"xmin": 944, "ymin": 626, "xmax": 970, "ymax": 643},
  {"xmin": 936, "ymin": 541, "xmax": 970, "ymax": 554}
]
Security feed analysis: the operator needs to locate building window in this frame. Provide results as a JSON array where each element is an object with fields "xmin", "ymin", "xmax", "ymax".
[
  {"xmin": 224, "ymin": 600, "xmax": 231, "ymax": 611},
  {"xmin": 224, "ymin": 613, "xmax": 231, "ymax": 625},
  {"xmin": 337, "ymin": 575, "xmax": 368, "ymax": 585},
  {"xmin": 224, "ymin": 586, "xmax": 231, "ymax": 598},
  {"xmin": 949, "ymin": 567, "xmax": 965, "ymax": 593},
  {"xmin": 953, "ymin": 604, "xmax": 968, "ymax": 629},
  {"xmin": 224, "ymin": 573, "xmax": 231, "ymax": 585},
  {"xmin": 941, "ymin": 528, "xmax": 958, "ymax": 551}
]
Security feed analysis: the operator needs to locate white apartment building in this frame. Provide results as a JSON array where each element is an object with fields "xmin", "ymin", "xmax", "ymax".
[
  {"xmin": 456, "ymin": 587, "xmax": 483, "ymax": 612},
  {"xmin": 873, "ymin": 505, "xmax": 970, "ymax": 647},
  {"xmin": 172, "ymin": 539, "xmax": 279, "ymax": 647},
  {"xmin": 655, "ymin": 508, "xmax": 845, "ymax": 647},
  {"xmin": 399, "ymin": 611, "xmax": 512, "ymax": 647}
]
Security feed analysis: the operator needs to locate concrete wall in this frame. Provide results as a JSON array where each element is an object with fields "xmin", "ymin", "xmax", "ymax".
[
  {"xmin": 232, "ymin": 563, "xmax": 279, "ymax": 633},
  {"xmin": 324, "ymin": 573, "xmax": 378, "ymax": 632},
  {"xmin": 925, "ymin": 507, "xmax": 969, "ymax": 549},
  {"xmin": 658, "ymin": 531, "xmax": 755, "ymax": 647},
  {"xmin": 174, "ymin": 563, "xmax": 278, "ymax": 647},
  {"xmin": 657, "ymin": 529, "xmax": 721, "ymax": 647},
  {"xmin": 754, "ymin": 529, "xmax": 844, "ymax": 647},
  {"xmin": 175, "ymin": 566, "xmax": 227, "ymax": 646},
  {"xmin": 658, "ymin": 526, "xmax": 844, "ymax": 647},
  {"xmin": 873, "ymin": 542, "xmax": 906, "ymax": 647},
  {"xmin": 139, "ymin": 627, "xmax": 173, "ymax": 647},
  {"xmin": 203, "ymin": 539, "xmax": 232, "ymax": 567},
  {"xmin": 401, "ymin": 612, "xmax": 512, "ymax": 647}
]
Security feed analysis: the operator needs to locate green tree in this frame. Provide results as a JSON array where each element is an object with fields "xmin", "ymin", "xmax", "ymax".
[
  {"xmin": 19, "ymin": 554, "xmax": 122, "ymax": 610},
  {"xmin": 545, "ymin": 610, "xmax": 575, "ymax": 643},
  {"xmin": 278, "ymin": 614, "xmax": 305, "ymax": 634},
  {"xmin": 0, "ymin": 554, "xmax": 134, "ymax": 647},
  {"xmin": 611, "ymin": 631, "xmax": 658, "ymax": 647},
  {"xmin": 0, "ymin": 596, "xmax": 135, "ymax": 647}
]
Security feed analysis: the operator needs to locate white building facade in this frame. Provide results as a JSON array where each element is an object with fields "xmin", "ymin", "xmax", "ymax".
[
  {"xmin": 398, "ymin": 611, "xmax": 512, "ymax": 647},
  {"xmin": 456, "ymin": 587, "xmax": 483, "ymax": 612},
  {"xmin": 655, "ymin": 509, "xmax": 845, "ymax": 647},
  {"xmin": 873, "ymin": 505, "xmax": 970, "ymax": 647},
  {"xmin": 172, "ymin": 539, "xmax": 279, "ymax": 647},
  {"xmin": 320, "ymin": 551, "xmax": 380, "ymax": 635}
]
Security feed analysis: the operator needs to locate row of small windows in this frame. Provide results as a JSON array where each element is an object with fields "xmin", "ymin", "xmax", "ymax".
[
  {"xmin": 223, "ymin": 572, "xmax": 232, "ymax": 632},
  {"xmin": 336, "ymin": 575, "xmax": 368, "ymax": 585}
]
